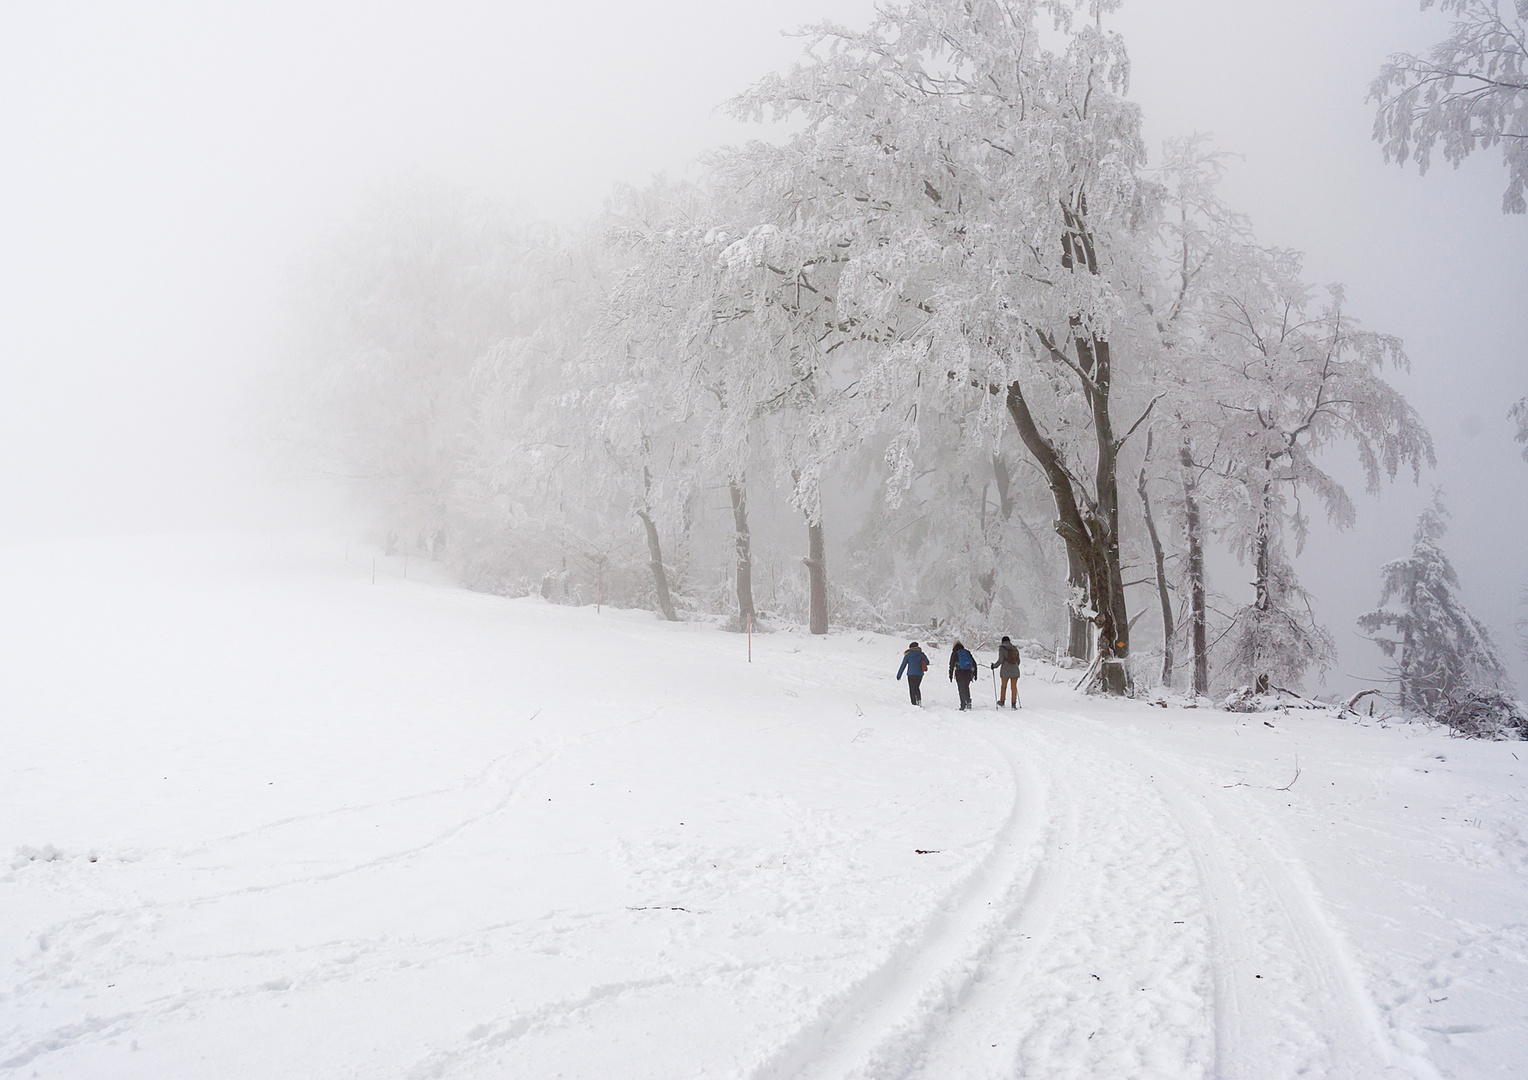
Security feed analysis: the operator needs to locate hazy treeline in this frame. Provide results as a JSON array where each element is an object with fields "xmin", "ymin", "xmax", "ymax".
[{"xmin": 279, "ymin": 0, "xmax": 1520, "ymax": 706}]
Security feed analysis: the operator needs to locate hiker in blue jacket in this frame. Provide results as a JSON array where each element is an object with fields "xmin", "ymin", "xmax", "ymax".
[
  {"xmin": 948, "ymin": 640, "xmax": 977, "ymax": 710},
  {"xmin": 896, "ymin": 642, "xmax": 929, "ymax": 705}
]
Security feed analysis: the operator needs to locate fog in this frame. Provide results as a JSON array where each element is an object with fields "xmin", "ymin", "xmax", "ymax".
[{"xmin": 2, "ymin": 0, "xmax": 1523, "ymax": 692}]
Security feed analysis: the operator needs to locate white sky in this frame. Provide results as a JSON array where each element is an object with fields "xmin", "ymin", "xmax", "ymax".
[{"xmin": 1, "ymin": 0, "xmax": 1524, "ymax": 688}]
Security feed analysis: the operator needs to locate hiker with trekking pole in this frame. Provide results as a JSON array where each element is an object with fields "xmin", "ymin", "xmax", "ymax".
[{"xmin": 990, "ymin": 635, "xmax": 1021, "ymax": 709}]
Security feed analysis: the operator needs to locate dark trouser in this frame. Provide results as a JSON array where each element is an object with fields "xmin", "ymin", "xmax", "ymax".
[
  {"xmin": 955, "ymin": 670, "xmax": 974, "ymax": 709},
  {"xmin": 907, "ymin": 673, "xmax": 923, "ymax": 705}
]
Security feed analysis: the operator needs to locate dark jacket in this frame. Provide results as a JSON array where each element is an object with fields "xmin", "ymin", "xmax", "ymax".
[
  {"xmin": 948, "ymin": 646, "xmax": 976, "ymax": 679},
  {"xmin": 897, "ymin": 649, "xmax": 929, "ymax": 680}
]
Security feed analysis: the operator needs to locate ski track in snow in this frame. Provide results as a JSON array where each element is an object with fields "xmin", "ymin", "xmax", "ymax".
[
  {"xmin": 738, "ymin": 706, "xmax": 1440, "ymax": 1080},
  {"xmin": 0, "ymin": 711, "xmax": 668, "ymax": 1071}
]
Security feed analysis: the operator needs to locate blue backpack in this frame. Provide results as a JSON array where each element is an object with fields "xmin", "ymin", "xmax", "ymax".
[{"xmin": 955, "ymin": 647, "xmax": 975, "ymax": 671}]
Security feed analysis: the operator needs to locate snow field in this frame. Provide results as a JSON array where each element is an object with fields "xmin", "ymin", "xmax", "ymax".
[{"xmin": 2, "ymin": 534, "xmax": 1525, "ymax": 1078}]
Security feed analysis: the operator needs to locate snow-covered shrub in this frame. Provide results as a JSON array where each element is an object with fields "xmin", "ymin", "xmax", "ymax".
[{"xmin": 1435, "ymin": 690, "xmax": 1528, "ymax": 741}]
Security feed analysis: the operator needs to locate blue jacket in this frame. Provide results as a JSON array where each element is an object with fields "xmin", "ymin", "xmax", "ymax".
[{"xmin": 897, "ymin": 649, "xmax": 929, "ymax": 680}]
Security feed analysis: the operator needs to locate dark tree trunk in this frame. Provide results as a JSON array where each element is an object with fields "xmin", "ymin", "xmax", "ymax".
[
  {"xmin": 729, "ymin": 480, "xmax": 756, "ymax": 625},
  {"xmin": 1179, "ymin": 443, "xmax": 1209, "ymax": 696},
  {"xmin": 1005, "ymin": 378, "xmax": 1128, "ymax": 690},
  {"xmin": 637, "ymin": 509, "xmax": 678, "ymax": 622},
  {"xmin": 637, "ymin": 464, "xmax": 677, "ymax": 622},
  {"xmin": 804, "ymin": 517, "xmax": 828, "ymax": 635},
  {"xmin": 992, "ymin": 455, "xmax": 1015, "ymax": 521},
  {"xmin": 1138, "ymin": 442, "xmax": 1175, "ymax": 688},
  {"xmin": 981, "ymin": 202, "xmax": 1140, "ymax": 692}
]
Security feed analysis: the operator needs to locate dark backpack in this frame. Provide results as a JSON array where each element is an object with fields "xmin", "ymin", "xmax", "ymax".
[{"xmin": 1001, "ymin": 644, "xmax": 1019, "ymax": 666}]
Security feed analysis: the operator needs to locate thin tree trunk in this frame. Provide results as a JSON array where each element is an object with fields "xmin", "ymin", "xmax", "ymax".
[
  {"xmin": 1137, "ymin": 441, "xmax": 1174, "ymax": 687},
  {"xmin": 1087, "ymin": 336, "xmax": 1129, "ymax": 695},
  {"xmin": 1253, "ymin": 469, "xmax": 1273, "ymax": 695},
  {"xmin": 638, "ymin": 463, "xmax": 677, "ymax": 622},
  {"xmin": 729, "ymin": 480, "xmax": 755, "ymax": 624},
  {"xmin": 636, "ymin": 509, "xmax": 678, "ymax": 622},
  {"xmin": 992, "ymin": 455, "xmax": 1015, "ymax": 521},
  {"xmin": 1400, "ymin": 566, "xmax": 1416, "ymax": 711},
  {"xmin": 804, "ymin": 517, "xmax": 828, "ymax": 635},
  {"xmin": 1179, "ymin": 443, "xmax": 1209, "ymax": 696}
]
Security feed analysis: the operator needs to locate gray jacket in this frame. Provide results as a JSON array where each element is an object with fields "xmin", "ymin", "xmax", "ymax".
[{"xmin": 991, "ymin": 643, "xmax": 1021, "ymax": 679}]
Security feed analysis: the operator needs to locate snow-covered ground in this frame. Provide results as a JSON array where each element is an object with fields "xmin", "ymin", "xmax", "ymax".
[{"xmin": 3, "ymin": 534, "xmax": 1525, "ymax": 1079}]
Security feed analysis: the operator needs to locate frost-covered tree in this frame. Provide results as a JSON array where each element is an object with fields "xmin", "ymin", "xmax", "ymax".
[
  {"xmin": 1141, "ymin": 138, "xmax": 1257, "ymax": 695},
  {"xmin": 1359, "ymin": 490, "xmax": 1509, "ymax": 714},
  {"xmin": 280, "ymin": 184, "xmax": 540, "ymax": 555},
  {"xmin": 729, "ymin": 0, "xmax": 1159, "ymax": 689},
  {"xmin": 1511, "ymin": 396, "xmax": 1528, "ymax": 460},
  {"xmin": 1196, "ymin": 246, "xmax": 1434, "ymax": 693},
  {"xmin": 455, "ymin": 230, "xmax": 655, "ymax": 602},
  {"xmin": 1371, "ymin": 0, "xmax": 1528, "ymax": 214}
]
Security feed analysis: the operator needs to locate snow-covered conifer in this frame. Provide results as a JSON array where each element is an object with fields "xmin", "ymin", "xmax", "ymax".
[{"xmin": 1358, "ymin": 490, "xmax": 1509, "ymax": 715}]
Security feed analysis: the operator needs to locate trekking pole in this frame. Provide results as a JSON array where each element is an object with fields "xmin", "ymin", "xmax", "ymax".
[{"xmin": 991, "ymin": 665, "xmax": 998, "ymax": 706}]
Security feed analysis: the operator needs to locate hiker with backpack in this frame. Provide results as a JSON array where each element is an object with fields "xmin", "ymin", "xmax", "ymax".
[
  {"xmin": 990, "ymin": 635, "xmax": 1021, "ymax": 709},
  {"xmin": 948, "ymin": 640, "xmax": 978, "ymax": 710},
  {"xmin": 896, "ymin": 641, "xmax": 930, "ymax": 705}
]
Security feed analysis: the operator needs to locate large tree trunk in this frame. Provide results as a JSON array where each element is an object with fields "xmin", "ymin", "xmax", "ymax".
[
  {"xmin": 1179, "ymin": 443, "xmax": 1209, "ymax": 696},
  {"xmin": 1005, "ymin": 378, "xmax": 1128, "ymax": 691},
  {"xmin": 729, "ymin": 480, "xmax": 756, "ymax": 625},
  {"xmin": 1138, "ymin": 444, "xmax": 1175, "ymax": 688},
  {"xmin": 1064, "ymin": 547, "xmax": 1093, "ymax": 660},
  {"xmin": 804, "ymin": 517, "xmax": 828, "ymax": 635},
  {"xmin": 991, "ymin": 204, "xmax": 1138, "ymax": 692}
]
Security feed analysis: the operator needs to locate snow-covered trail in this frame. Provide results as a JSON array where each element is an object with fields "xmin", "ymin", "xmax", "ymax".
[
  {"xmin": 746, "ymin": 698, "xmax": 1434, "ymax": 1080},
  {"xmin": 3, "ymin": 534, "xmax": 1523, "ymax": 1078}
]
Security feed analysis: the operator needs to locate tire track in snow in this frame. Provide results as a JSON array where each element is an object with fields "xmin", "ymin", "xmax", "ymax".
[
  {"xmin": 744, "ymin": 715, "xmax": 1067, "ymax": 1080},
  {"xmin": 13, "ymin": 707, "xmax": 663, "ymax": 956},
  {"xmin": 1050, "ymin": 710, "xmax": 1441, "ymax": 1080},
  {"xmin": 747, "ymin": 700, "xmax": 1431, "ymax": 1080},
  {"xmin": 881, "ymin": 714, "xmax": 1212, "ymax": 1080}
]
